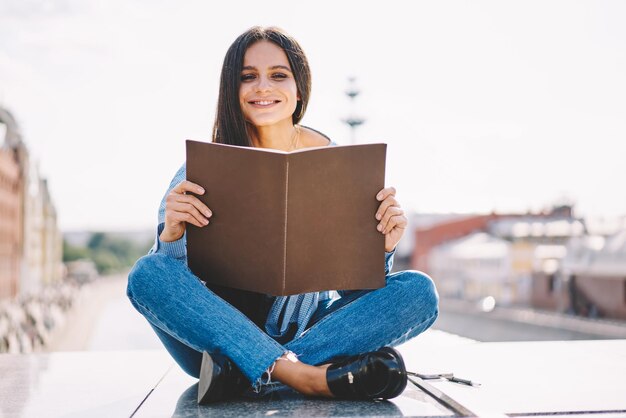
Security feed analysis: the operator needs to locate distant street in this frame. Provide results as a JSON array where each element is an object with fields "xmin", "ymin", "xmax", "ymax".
[
  {"xmin": 434, "ymin": 308, "xmax": 607, "ymax": 342},
  {"xmin": 432, "ymin": 297, "xmax": 626, "ymax": 342},
  {"xmin": 48, "ymin": 274, "xmax": 162, "ymax": 352}
]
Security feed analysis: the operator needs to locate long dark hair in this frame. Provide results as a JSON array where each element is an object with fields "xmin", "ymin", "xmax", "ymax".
[{"xmin": 212, "ymin": 26, "xmax": 311, "ymax": 146}]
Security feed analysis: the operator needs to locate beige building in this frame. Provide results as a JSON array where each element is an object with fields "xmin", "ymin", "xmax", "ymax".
[
  {"xmin": 41, "ymin": 179, "xmax": 63, "ymax": 285},
  {"xmin": 0, "ymin": 106, "xmax": 63, "ymax": 299},
  {"xmin": 0, "ymin": 109, "xmax": 25, "ymax": 299},
  {"xmin": 0, "ymin": 147, "xmax": 23, "ymax": 299}
]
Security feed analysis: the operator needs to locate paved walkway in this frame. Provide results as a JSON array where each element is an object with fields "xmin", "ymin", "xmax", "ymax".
[{"xmin": 46, "ymin": 273, "xmax": 161, "ymax": 352}]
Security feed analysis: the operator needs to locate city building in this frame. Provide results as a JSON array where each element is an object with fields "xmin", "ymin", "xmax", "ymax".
[
  {"xmin": 410, "ymin": 213, "xmax": 500, "ymax": 273},
  {"xmin": 415, "ymin": 206, "xmax": 585, "ymax": 306},
  {"xmin": 531, "ymin": 230, "xmax": 626, "ymax": 320},
  {"xmin": 529, "ymin": 243, "xmax": 570, "ymax": 311},
  {"xmin": 0, "ymin": 106, "xmax": 63, "ymax": 299},
  {"xmin": 490, "ymin": 214, "xmax": 585, "ymax": 306},
  {"xmin": 0, "ymin": 108, "xmax": 24, "ymax": 299},
  {"xmin": 428, "ymin": 232, "xmax": 515, "ymax": 302}
]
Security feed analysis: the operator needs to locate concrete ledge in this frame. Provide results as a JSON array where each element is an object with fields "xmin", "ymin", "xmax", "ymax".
[{"xmin": 2, "ymin": 338, "xmax": 625, "ymax": 417}]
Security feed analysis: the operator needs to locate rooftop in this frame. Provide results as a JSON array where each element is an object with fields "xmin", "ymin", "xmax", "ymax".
[
  {"xmin": 2, "ymin": 336, "xmax": 625, "ymax": 417},
  {"xmin": 3, "ymin": 275, "xmax": 626, "ymax": 417}
]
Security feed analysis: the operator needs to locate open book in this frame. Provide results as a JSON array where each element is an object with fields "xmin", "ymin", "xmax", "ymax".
[{"xmin": 186, "ymin": 140, "xmax": 387, "ymax": 296}]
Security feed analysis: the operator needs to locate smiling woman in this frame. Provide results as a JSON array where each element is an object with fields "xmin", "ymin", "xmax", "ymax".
[
  {"xmin": 126, "ymin": 26, "xmax": 438, "ymax": 405},
  {"xmin": 238, "ymin": 42, "xmax": 300, "ymax": 141},
  {"xmin": 213, "ymin": 28, "xmax": 314, "ymax": 151}
]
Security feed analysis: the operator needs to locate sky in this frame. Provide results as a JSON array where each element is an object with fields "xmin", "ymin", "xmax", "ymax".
[{"xmin": 1, "ymin": 0, "xmax": 625, "ymax": 232}]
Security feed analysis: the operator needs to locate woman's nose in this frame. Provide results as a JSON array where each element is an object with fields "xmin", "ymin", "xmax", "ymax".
[{"xmin": 255, "ymin": 75, "xmax": 272, "ymax": 92}]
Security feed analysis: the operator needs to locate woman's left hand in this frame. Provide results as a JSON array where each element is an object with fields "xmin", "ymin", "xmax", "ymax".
[{"xmin": 375, "ymin": 186, "xmax": 408, "ymax": 252}]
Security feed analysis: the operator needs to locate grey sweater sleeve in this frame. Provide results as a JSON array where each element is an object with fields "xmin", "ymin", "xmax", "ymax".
[{"xmin": 147, "ymin": 163, "xmax": 188, "ymax": 264}]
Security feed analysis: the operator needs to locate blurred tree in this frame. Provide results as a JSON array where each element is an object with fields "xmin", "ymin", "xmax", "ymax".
[
  {"xmin": 62, "ymin": 240, "xmax": 90, "ymax": 262},
  {"xmin": 91, "ymin": 249, "xmax": 122, "ymax": 274},
  {"xmin": 87, "ymin": 232, "xmax": 106, "ymax": 250},
  {"xmin": 64, "ymin": 233, "xmax": 152, "ymax": 274}
]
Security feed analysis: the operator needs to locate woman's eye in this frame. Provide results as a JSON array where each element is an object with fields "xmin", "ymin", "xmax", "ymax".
[
  {"xmin": 272, "ymin": 73, "xmax": 288, "ymax": 80},
  {"xmin": 241, "ymin": 74, "xmax": 256, "ymax": 81}
]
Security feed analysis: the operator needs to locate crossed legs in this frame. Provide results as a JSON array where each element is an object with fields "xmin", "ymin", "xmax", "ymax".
[{"xmin": 126, "ymin": 253, "xmax": 438, "ymax": 395}]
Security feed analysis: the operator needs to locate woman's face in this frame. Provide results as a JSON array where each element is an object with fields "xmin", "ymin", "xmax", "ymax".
[{"xmin": 239, "ymin": 40, "xmax": 299, "ymax": 128}]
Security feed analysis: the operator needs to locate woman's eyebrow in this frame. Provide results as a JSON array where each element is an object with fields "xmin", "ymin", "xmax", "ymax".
[
  {"xmin": 242, "ymin": 65, "xmax": 292, "ymax": 72},
  {"xmin": 270, "ymin": 65, "xmax": 292, "ymax": 72}
]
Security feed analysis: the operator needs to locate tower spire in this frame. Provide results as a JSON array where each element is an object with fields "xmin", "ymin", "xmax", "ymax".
[{"xmin": 342, "ymin": 77, "xmax": 365, "ymax": 144}]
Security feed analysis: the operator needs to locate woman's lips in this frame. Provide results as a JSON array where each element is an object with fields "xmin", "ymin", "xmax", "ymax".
[{"xmin": 248, "ymin": 100, "xmax": 281, "ymax": 107}]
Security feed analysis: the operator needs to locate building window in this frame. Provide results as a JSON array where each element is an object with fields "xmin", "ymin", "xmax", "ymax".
[{"xmin": 548, "ymin": 274, "xmax": 556, "ymax": 293}]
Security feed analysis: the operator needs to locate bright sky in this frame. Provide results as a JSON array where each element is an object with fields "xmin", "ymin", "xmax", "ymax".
[{"xmin": 1, "ymin": 0, "xmax": 625, "ymax": 232}]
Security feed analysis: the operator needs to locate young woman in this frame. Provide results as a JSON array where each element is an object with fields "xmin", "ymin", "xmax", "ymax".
[{"xmin": 127, "ymin": 26, "xmax": 439, "ymax": 404}]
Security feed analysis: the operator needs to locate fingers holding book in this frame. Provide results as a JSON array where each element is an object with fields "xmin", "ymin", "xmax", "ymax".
[
  {"xmin": 161, "ymin": 180, "xmax": 212, "ymax": 242},
  {"xmin": 375, "ymin": 186, "xmax": 407, "ymax": 252}
]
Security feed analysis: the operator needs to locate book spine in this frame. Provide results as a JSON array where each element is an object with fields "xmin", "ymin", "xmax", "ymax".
[{"xmin": 282, "ymin": 158, "xmax": 289, "ymax": 294}]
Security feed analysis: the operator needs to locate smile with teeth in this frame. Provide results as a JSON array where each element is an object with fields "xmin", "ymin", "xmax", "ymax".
[{"xmin": 249, "ymin": 100, "xmax": 280, "ymax": 106}]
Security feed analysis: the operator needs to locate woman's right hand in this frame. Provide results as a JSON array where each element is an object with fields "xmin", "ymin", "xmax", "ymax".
[{"xmin": 160, "ymin": 180, "xmax": 213, "ymax": 242}]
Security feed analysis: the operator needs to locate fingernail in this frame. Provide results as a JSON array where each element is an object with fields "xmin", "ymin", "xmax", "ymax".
[
  {"xmin": 377, "ymin": 224, "xmax": 383, "ymax": 231},
  {"xmin": 376, "ymin": 213, "xmax": 381, "ymax": 220},
  {"xmin": 204, "ymin": 210, "xmax": 211, "ymax": 217},
  {"xmin": 198, "ymin": 187, "xmax": 205, "ymax": 194},
  {"xmin": 377, "ymin": 193, "xmax": 383, "ymax": 200},
  {"xmin": 203, "ymin": 218, "xmax": 209, "ymax": 225}
]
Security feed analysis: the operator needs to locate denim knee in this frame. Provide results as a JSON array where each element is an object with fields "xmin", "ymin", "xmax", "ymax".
[
  {"xmin": 126, "ymin": 253, "xmax": 170, "ymax": 301},
  {"xmin": 396, "ymin": 270, "xmax": 439, "ymax": 320}
]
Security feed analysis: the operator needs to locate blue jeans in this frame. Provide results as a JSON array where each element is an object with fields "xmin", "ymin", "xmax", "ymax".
[{"xmin": 126, "ymin": 253, "xmax": 439, "ymax": 389}]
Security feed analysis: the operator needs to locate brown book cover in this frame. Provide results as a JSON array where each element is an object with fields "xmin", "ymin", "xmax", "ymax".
[{"xmin": 185, "ymin": 140, "xmax": 387, "ymax": 296}]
